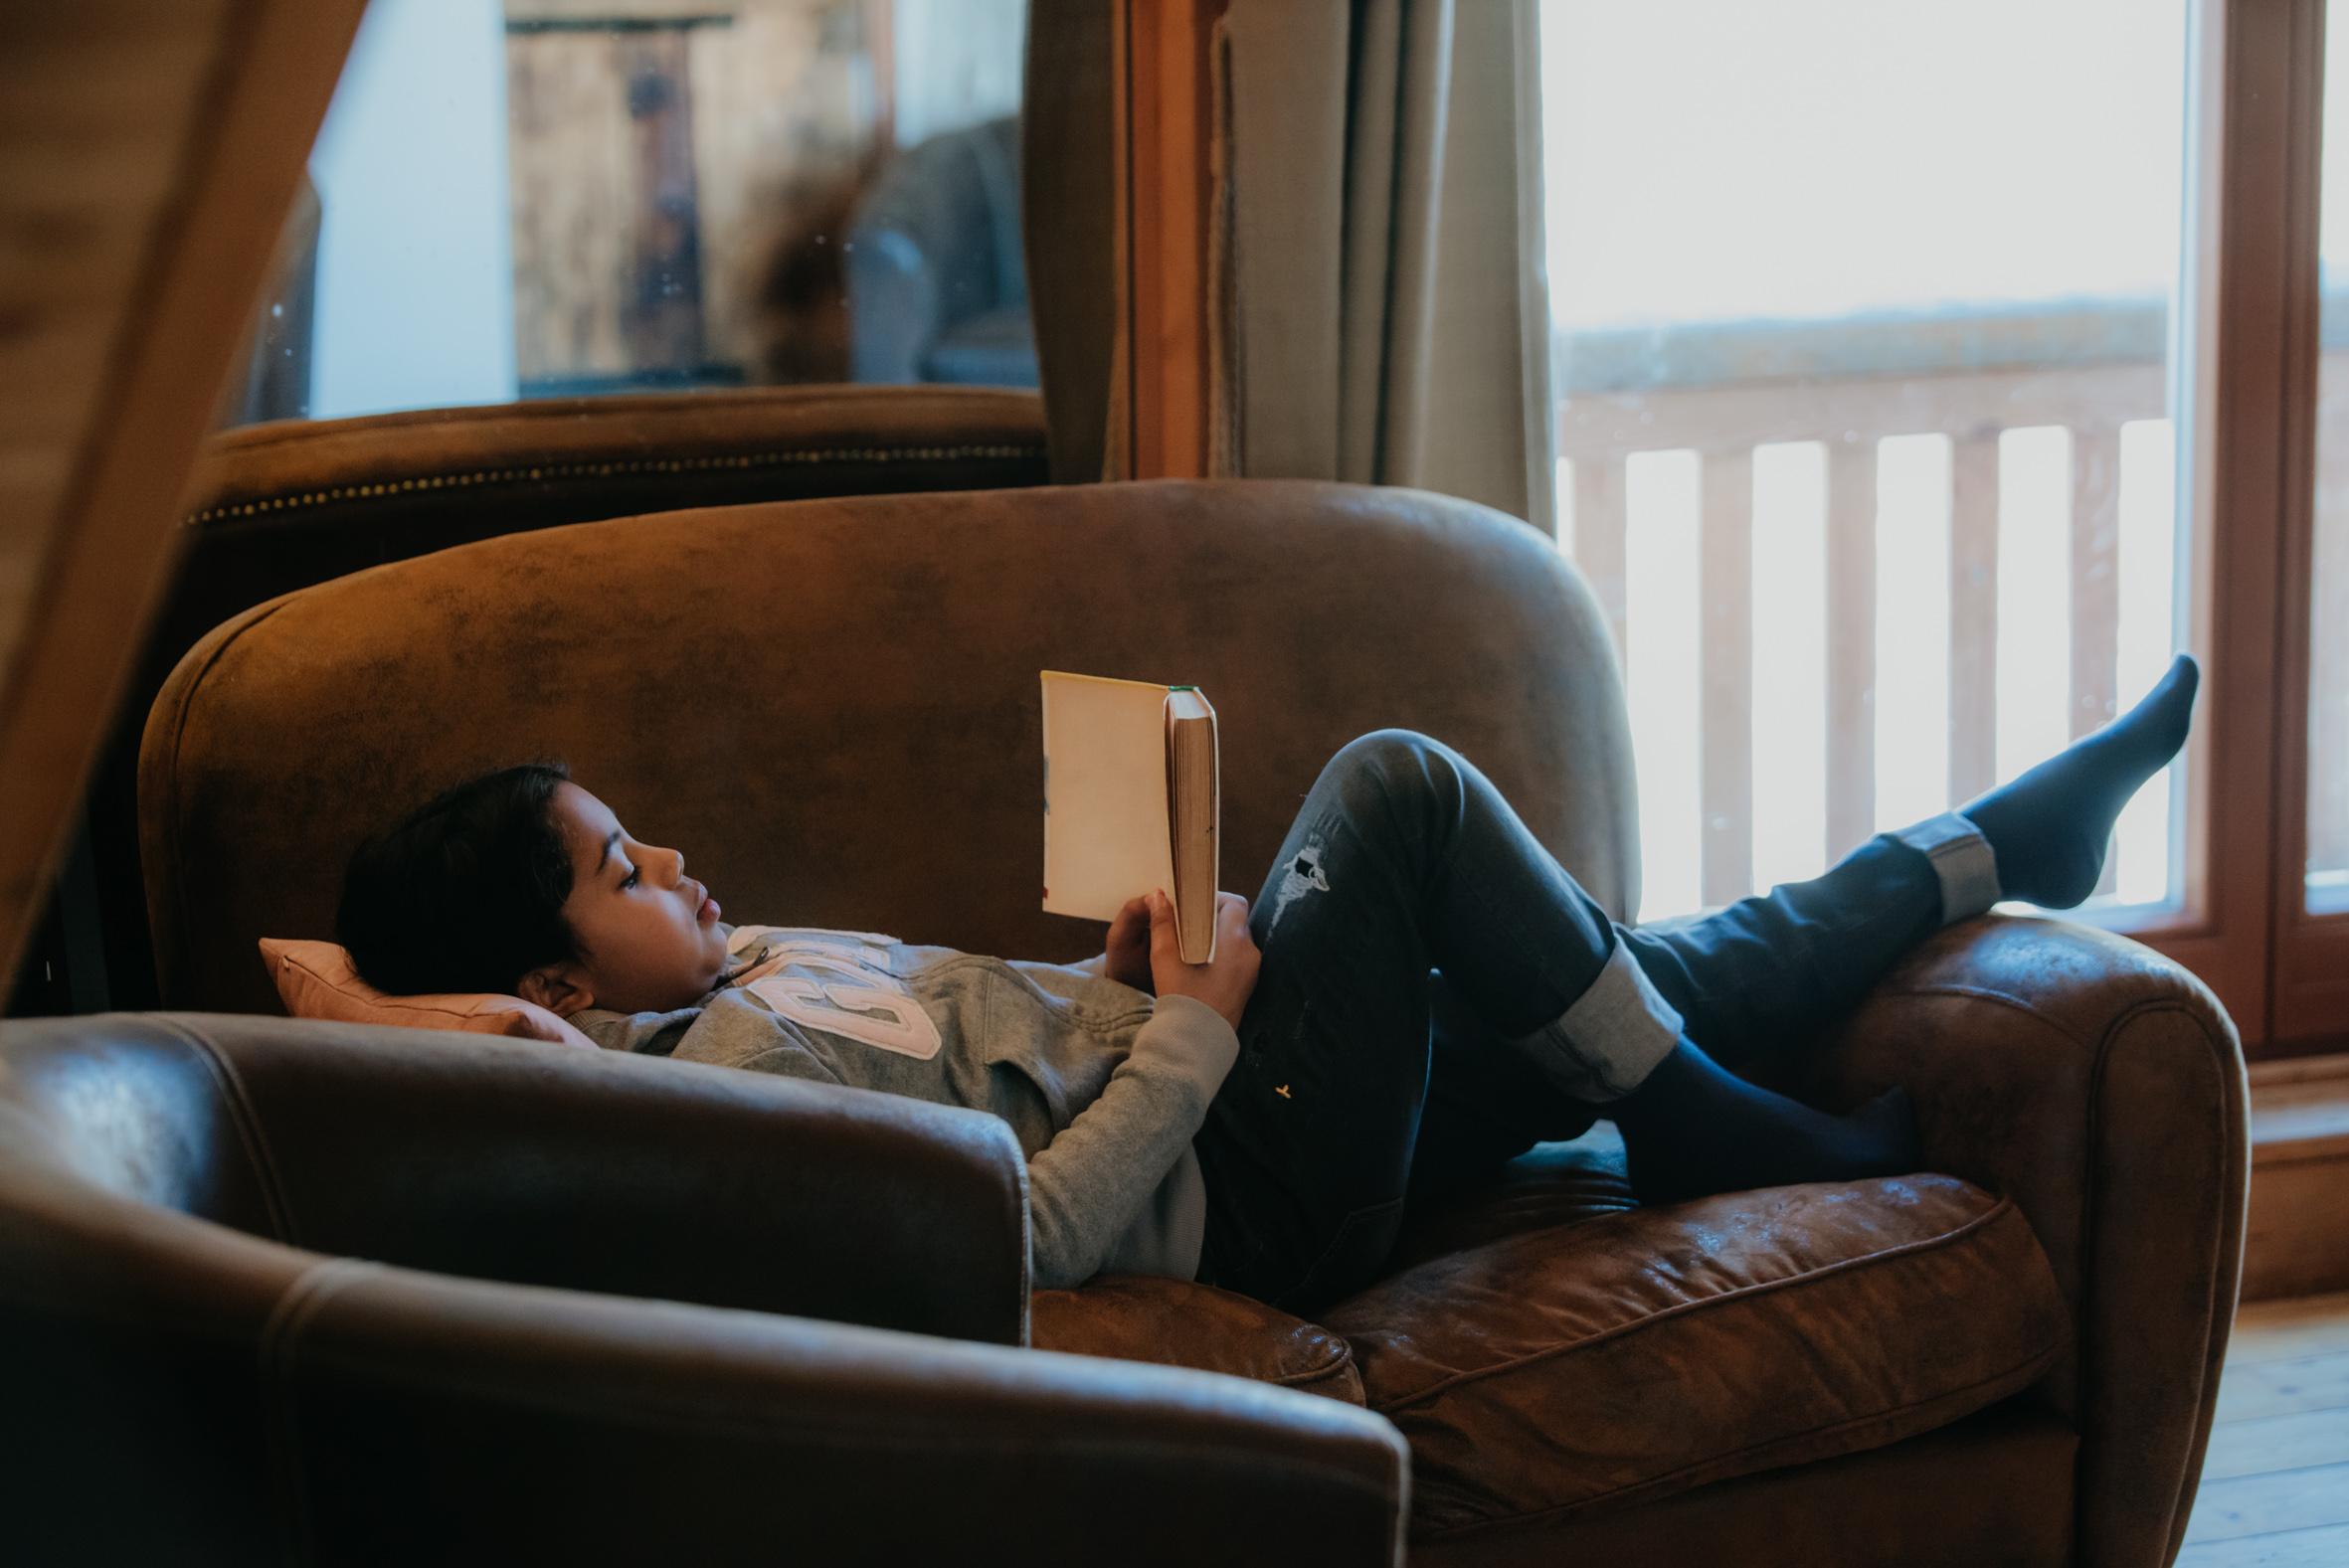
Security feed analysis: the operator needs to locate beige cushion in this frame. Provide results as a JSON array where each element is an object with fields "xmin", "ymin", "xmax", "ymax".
[
  {"xmin": 260, "ymin": 937, "xmax": 598, "ymax": 1051},
  {"xmin": 1324, "ymin": 1173, "xmax": 2070, "ymax": 1539}
]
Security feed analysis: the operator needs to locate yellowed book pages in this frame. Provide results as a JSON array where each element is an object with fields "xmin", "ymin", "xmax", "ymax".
[{"xmin": 1040, "ymin": 671, "xmax": 1220, "ymax": 962}]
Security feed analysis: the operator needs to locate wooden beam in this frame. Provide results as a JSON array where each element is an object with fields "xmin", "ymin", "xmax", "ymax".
[{"xmin": 0, "ymin": 0, "xmax": 367, "ymax": 998}]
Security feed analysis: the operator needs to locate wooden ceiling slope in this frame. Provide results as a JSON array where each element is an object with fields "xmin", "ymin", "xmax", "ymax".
[{"xmin": 0, "ymin": 2, "xmax": 365, "ymax": 1001}]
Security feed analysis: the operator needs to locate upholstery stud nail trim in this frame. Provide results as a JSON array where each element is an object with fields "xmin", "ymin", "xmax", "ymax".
[{"xmin": 183, "ymin": 442, "xmax": 1048, "ymax": 525}]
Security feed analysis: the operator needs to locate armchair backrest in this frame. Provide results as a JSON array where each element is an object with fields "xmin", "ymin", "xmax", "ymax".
[{"xmin": 140, "ymin": 478, "xmax": 1635, "ymax": 1015}]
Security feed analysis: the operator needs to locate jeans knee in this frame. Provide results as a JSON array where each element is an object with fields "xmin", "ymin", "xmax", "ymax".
[{"xmin": 1325, "ymin": 729, "xmax": 1463, "ymax": 822}]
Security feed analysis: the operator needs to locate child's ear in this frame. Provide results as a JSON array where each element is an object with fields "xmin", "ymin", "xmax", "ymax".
[{"xmin": 518, "ymin": 964, "xmax": 594, "ymax": 1017}]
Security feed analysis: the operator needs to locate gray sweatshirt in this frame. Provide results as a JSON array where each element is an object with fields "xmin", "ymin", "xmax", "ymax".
[{"xmin": 574, "ymin": 925, "xmax": 1241, "ymax": 1289}]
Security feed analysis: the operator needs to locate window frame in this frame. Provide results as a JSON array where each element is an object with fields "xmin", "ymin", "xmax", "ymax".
[
  {"xmin": 1122, "ymin": 0, "xmax": 2349, "ymax": 1062},
  {"xmin": 2263, "ymin": 0, "xmax": 2349, "ymax": 1052}
]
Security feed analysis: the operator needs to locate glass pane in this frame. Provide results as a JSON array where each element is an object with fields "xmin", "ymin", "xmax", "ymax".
[
  {"xmin": 1541, "ymin": 0, "xmax": 2195, "ymax": 923},
  {"xmin": 2309, "ymin": 2, "xmax": 2349, "ymax": 912},
  {"xmin": 227, "ymin": 0, "xmax": 1032, "ymax": 426}
]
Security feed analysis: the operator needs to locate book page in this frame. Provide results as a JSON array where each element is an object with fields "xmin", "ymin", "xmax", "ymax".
[{"xmin": 1041, "ymin": 671, "xmax": 1175, "ymax": 924}]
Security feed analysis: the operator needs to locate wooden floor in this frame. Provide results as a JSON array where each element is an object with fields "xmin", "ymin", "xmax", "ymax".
[{"xmin": 2180, "ymin": 1289, "xmax": 2349, "ymax": 1564}]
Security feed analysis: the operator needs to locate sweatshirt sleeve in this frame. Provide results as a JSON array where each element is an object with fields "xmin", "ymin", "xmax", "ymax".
[{"xmin": 1024, "ymin": 993, "xmax": 1240, "ymax": 1290}]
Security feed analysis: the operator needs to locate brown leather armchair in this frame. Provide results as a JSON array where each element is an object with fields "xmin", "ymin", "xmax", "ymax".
[
  {"xmin": 5, "ymin": 479, "xmax": 2246, "ymax": 1564},
  {"xmin": 0, "ymin": 1011, "xmax": 1406, "ymax": 1564}
]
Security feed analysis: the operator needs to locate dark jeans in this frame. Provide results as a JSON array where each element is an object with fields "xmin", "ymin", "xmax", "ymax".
[{"xmin": 1191, "ymin": 729, "xmax": 1947, "ymax": 1312}]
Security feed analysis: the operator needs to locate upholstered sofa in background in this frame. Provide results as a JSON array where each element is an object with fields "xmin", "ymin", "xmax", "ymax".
[
  {"xmin": 1, "ymin": 480, "xmax": 2246, "ymax": 1564},
  {"xmin": 845, "ymin": 115, "xmax": 1038, "ymax": 387}
]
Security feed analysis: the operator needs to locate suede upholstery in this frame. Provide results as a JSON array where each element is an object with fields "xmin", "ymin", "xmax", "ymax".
[
  {"xmin": 140, "ymin": 481, "xmax": 1638, "ymax": 1016},
  {"xmin": 111, "ymin": 478, "xmax": 2247, "ymax": 1562},
  {"xmin": 37, "ymin": 384, "xmax": 1048, "ymax": 1013}
]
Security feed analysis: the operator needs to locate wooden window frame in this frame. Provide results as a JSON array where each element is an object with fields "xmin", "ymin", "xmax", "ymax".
[
  {"xmin": 2094, "ymin": 0, "xmax": 2306, "ymax": 1051},
  {"xmin": 1121, "ymin": 0, "xmax": 1224, "ymax": 481},
  {"xmin": 1120, "ymin": 0, "xmax": 2349, "ymax": 1063},
  {"xmin": 2264, "ymin": 0, "xmax": 2349, "ymax": 1054}
]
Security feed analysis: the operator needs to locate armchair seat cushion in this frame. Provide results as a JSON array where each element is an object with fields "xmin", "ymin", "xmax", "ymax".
[{"xmin": 1322, "ymin": 1173, "xmax": 2069, "ymax": 1541}]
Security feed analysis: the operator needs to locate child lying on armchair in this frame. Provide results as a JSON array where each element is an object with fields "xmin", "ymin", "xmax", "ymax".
[{"xmin": 334, "ymin": 657, "xmax": 2199, "ymax": 1311}]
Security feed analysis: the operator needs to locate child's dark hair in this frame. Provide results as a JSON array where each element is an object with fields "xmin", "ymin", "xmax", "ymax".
[{"xmin": 336, "ymin": 763, "xmax": 582, "ymax": 996}]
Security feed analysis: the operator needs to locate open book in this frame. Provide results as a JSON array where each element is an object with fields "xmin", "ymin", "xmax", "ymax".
[{"xmin": 1040, "ymin": 670, "xmax": 1220, "ymax": 962}]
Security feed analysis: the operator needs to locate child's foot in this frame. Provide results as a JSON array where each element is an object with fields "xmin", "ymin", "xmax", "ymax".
[
  {"xmin": 1961, "ymin": 653, "xmax": 2200, "ymax": 909},
  {"xmin": 1611, "ymin": 1038, "xmax": 1919, "ymax": 1205}
]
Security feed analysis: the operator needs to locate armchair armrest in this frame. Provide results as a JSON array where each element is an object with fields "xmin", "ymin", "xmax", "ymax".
[
  {"xmin": 166, "ymin": 1013, "xmax": 1031, "ymax": 1344},
  {"xmin": 283, "ymin": 1261, "xmax": 1410, "ymax": 1566},
  {"xmin": 1808, "ymin": 918, "xmax": 2249, "ymax": 1568}
]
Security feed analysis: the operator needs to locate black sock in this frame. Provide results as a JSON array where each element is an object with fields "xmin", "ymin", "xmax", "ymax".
[
  {"xmin": 1610, "ymin": 1037, "xmax": 1918, "ymax": 1206},
  {"xmin": 1959, "ymin": 653, "xmax": 2199, "ymax": 909}
]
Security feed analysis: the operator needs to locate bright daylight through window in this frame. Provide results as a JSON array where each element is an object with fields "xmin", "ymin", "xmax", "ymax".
[
  {"xmin": 2309, "ymin": 3, "xmax": 2349, "ymax": 913},
  {"xmin": 1539, "ymin": 0, "xmax": 2193, "ymax": 924}
]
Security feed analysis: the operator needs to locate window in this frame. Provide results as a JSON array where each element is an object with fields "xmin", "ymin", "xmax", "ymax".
[
  {"xmin": 1539, "ymin": 0, "xmax": 2195, "ymax": 927},
  {"xmin": 1529, "ymin": 0, "xmax": 2349, "ymax": 1054},
  {"xmin": 237, "ymin": 0, "xmax": 1033, "ymax": 425}
]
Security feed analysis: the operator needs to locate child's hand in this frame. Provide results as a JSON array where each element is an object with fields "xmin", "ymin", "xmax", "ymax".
[
  {"xmin": 1103, "ymin": 895, "xmax": 1155, "ymax": 993},
  {"xmin": 1148, "ymin": 889, "xmax": 1259, "ymax": 1031}
]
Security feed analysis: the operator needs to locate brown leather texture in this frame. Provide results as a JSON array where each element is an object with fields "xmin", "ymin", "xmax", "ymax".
[
  {"xmin": 1811, "ymin": 916, "xmax": 2251, "ymax": 1568},
  {"xmin": 1325, "ymin": 1174, "xmax": 2068, "ymax": 1538},
  {"xmin": 139, "ymin": 479, "xmax": 1638, "ymax": 1014},
  {"xmin": 1032, "ymin": 1276, "xmax": 1366, "ymax": 1404},
  {"xmin": 1410, "ymin": 1402, "xmax": 2078, "ymax": 1568},
  {"xmin": 5, "ymin": 1012, "xmax": 1031, "ymax": 1344},
  {"xmin": 0, "ymin": 1011, "xmax": 1409, "ymax": 1565},
  {"xmin": 114, "ymin": 478, "xmax": 2250, "ymax": 1564}
]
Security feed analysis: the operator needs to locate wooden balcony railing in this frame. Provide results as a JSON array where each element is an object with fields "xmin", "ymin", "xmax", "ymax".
[{"xmin": 1553, "ymin": 298, "xmax": 2183, "ymax": 914}]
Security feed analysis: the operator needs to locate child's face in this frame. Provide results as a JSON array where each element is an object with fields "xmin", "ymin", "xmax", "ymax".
[{"xmin": 531, "ymin": 783, "xmax": 732, "ymax": 1015}]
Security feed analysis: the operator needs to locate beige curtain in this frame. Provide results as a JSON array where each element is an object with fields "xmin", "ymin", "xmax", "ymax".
[
  {"xmin": 1019, "ymin": 0, "xmax": 1552, "ymax": 513},
  {"xmin": 1021, "ymin": 0, "xmax": 1124, "ymax": 484},
  {"xmin": 1215, "ymin": 0, "xmax": 1552, "ymax": 527}
]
